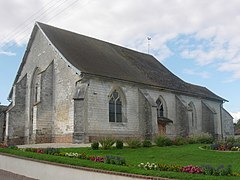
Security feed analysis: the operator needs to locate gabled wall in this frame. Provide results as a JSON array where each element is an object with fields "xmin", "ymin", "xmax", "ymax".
[{"xmin": 6, "ymin": 27, "xmax": 81, "ymax": 144}]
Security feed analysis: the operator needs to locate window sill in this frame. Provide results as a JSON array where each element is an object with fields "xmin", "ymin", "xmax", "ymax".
[{"xmin": 109, "ymin": 122, "xmax": 127, "ymax": 127}]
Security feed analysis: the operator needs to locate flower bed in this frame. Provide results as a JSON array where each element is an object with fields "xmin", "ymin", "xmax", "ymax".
[
  {"xmin": 1, "ymin": 143, "xmax": 240, "ymax": 178},
  {"xmin": 203, "ymin": 142, "xmax": 240, "ymax": 152},
  {"xmin": 203, "ymin": 137, "xmax": 240, "ymax": 152},
  {"xmin": 137, "ymin": 162, "xmax": 235, "ymax": 177}
]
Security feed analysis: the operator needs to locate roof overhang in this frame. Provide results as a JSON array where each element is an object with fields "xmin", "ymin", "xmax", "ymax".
[{"xmin": 157, "ymin": 117, "xmax": 173, "ymax": 124}]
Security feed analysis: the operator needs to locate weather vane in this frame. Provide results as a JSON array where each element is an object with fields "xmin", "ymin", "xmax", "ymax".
[{"xmin": 147, "ymin": 37, "xmax": 151, "ymax": 54}]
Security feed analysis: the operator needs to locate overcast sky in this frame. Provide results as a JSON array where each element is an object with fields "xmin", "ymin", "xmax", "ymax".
[{"xmin": 0, "ymin": 0, "xmax": 239, "ymax": 121}]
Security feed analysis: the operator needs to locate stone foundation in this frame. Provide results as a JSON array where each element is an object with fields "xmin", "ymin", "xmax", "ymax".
[
  {"xmin": 52, "ymin": 134, "xmax": 73, "ymax": 143},
  {"xmin": 5, "ymin": 136, "xmax": 25, "ymax": 145},
  {"xmin": 35, "ymin": 136, "xmax": 52, "ymax": 144}
]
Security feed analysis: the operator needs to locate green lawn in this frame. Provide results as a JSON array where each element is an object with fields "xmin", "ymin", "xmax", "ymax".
[
  {"xmin": 1, "ymin": 144, "xmax": 240, "ymax": 180},
  {"xmin": 60, "ymin": 144, "xmax": 240, "ymax": 170}
]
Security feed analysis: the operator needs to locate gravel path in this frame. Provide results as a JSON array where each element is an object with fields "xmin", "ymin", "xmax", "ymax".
[{"xmin": 0, "ymin": 169, "xmax": 38, "ymax": 180}]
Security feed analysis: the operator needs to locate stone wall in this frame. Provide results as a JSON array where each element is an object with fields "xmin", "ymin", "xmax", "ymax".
[
  {"xmin": 34, "ymin": 62, "xmax": 54, "ymax": 143},
  {"xmin": 202, "ymin": 102, "xmax": 215, "ymax": 137},
  {"xmin": 85, "ymin": 77, "xmax": 142, "ymax": 140},
  {"xmin": 138, "ymin": 90, "xmax": 153, "ymax": 139},
  {"xmin": 221, "ymin": 107, "xmax": 234, "ymax": 137},
  {"xmin": 6, "ymin": 75, "xmax": 27, "ymax": 144},
  {"xmin": 52, "ymin": 56, "xmax": 80, "ymax": 143},
  {"xmin": 73, "ymin": 83, "xmax": 88, "ymax": 143},
  {"xmin": 7, "ymin": 27, "xmax": 81, "ymax": 144},
  {"xmin": 175, "ymin": 96, "xmax": 189, "ymax": 136},
  {"xmin": 0, "ymin": 106, "xmax": 7, "ymax": 142}
]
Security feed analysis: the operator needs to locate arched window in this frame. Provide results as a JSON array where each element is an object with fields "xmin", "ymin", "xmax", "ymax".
[
  {"xmin": 188, "ymin": 102, "xmax": 196, "ymax": 127},
  {"xmin": 34, "ymin": 83, "xmax": 39, "ymax": 103},
  {"xmin": 109, "ymin": 90, "xmax": 122, "ymax": 122},
  {"xmin": 156, "ymin": 98, "xmax": 164, "ymax": 118}
]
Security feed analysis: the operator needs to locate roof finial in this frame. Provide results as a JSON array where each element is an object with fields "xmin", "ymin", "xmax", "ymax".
[{"xmin": 147, "ymin": 37, "xmax": 151, "ymax": 54}]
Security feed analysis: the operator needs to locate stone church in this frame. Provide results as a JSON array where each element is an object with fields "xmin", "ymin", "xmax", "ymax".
[{"xmin": 1, "ymin": 22, "xmax": 234, "ymax": 145}]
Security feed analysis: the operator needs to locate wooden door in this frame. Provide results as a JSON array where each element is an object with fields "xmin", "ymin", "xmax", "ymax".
[{"xmin": 158, "ymin": 123, "xmax": 166, "ymax": 135}]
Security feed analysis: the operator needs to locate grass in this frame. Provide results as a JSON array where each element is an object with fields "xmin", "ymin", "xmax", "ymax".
[{"xmin": 1, "ymin": 144, "xmax": 240, "ymax": 180}]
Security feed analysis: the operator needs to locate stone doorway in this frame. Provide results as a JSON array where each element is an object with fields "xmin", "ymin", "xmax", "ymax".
[
  {"xmin": 158, "ymin": 122, "xmax": 166, "ymax": 135},
  {"xmin": 157, "ymin": 117, "xmax": 173, "ymax": 136}
]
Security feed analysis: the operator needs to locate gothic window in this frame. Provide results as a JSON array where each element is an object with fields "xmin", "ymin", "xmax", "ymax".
[
  {"xmin": 188, "ymin": 102, "xmax": 196, "ymax": 127},
  {"xmin": 109, "ymin": 90, "xmax": 122, "ymax": 122},
  {"xmin": 34, "ymin": 83, "xmax": 39, "ymax": 103},
  {"xmin": 156, "ymin": 98, "xmax": 164, "ymax": 118},
  {"xmin": 31, "ymin": 68, "xmax": 41, "ymax": 105}
]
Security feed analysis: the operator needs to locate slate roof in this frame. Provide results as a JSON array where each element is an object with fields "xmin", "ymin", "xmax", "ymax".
[
  {"xmin": 0, "ymin": 105, "xmax": 7, "ymax": 112},
  {"xmin": 36, "ymin": 22, "xmax": 225, "ymax": 101}
]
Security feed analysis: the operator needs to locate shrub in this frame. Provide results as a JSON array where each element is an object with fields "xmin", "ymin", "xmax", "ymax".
[
  {"xmin": 142, "ymin": 140, "xmax": 152, "ymax": 147},
  {"xmin": 8, "ymin": 145, "xmax": 18, "ymax": 150},
  {"xmin": 116, "ymin": 140, "xmax": 123, "ymax": 149},
  {"xmin": 43, "ymin": 148, "xmax": 59, "ymax": 155},
  {"xmin": 104, "ymin": 155, "xmax": 126, "ymax": 165},
  {"xmin": 201, "ymin": 164, "xmax": 232, "ymax": 176},
  {"xmin": 125, "ymin": 138, "xmax": 142, "ymax": 148},
  {"xmin": 155, "ymin": 136, "xmax": 173, "ymax": 147},
  {"xmin": 209, "ymin": 143, "xmax": 221, "ymax": 150},
  {"xmin": 225, "ymin": 136, "xmax": 235, "ymax": 144},
  {"xmin": 91, "ymin": 142, "xmax": 99, "ymax": 150},
  {"xmin": 225, "ymin": 136, "xmax": 236, "ymax": 149},
  {"xmin": 25, "ymin": 148, "xmax": 37, "ymax": 152},
  {"xmin": 187, "ymin": 133, "xmax": 214, "ymax": 144},
  {"xmin": 181, "ymin": 165, "xmax": 203, "ymax": 174},
  {"xmin": 99, "ymin": 137, "xmax": 115, "ymax": 150},
  {"xmin": 187, "ymin": 135, "xmax": 198, "ymax": 144},
  {"xmin": 174, "ymin": 136, "xmax": 187, "ymax": 146},
  {"xmin": 196, "ymin": 133, "xmax": 214, "ymax": 144},
  {"xmin": 235, "ymin": 137, "xmax": 240, "ymax": 143}
]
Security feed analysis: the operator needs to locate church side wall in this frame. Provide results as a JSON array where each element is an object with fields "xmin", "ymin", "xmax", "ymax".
[
  {"xmin": 175, "ymin": 95, "xmax": 203, "ymax": 135},
  {"xmin": 129, "ymin": 88, "xmax": 223, "ymax": 138},
  {"xmin": 140, "ymin": 89, "xmax": 176, "ymax": 137},
  {"xmin": 86, "ymin": 78, "xmax": 140, "ymax": 139}
]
